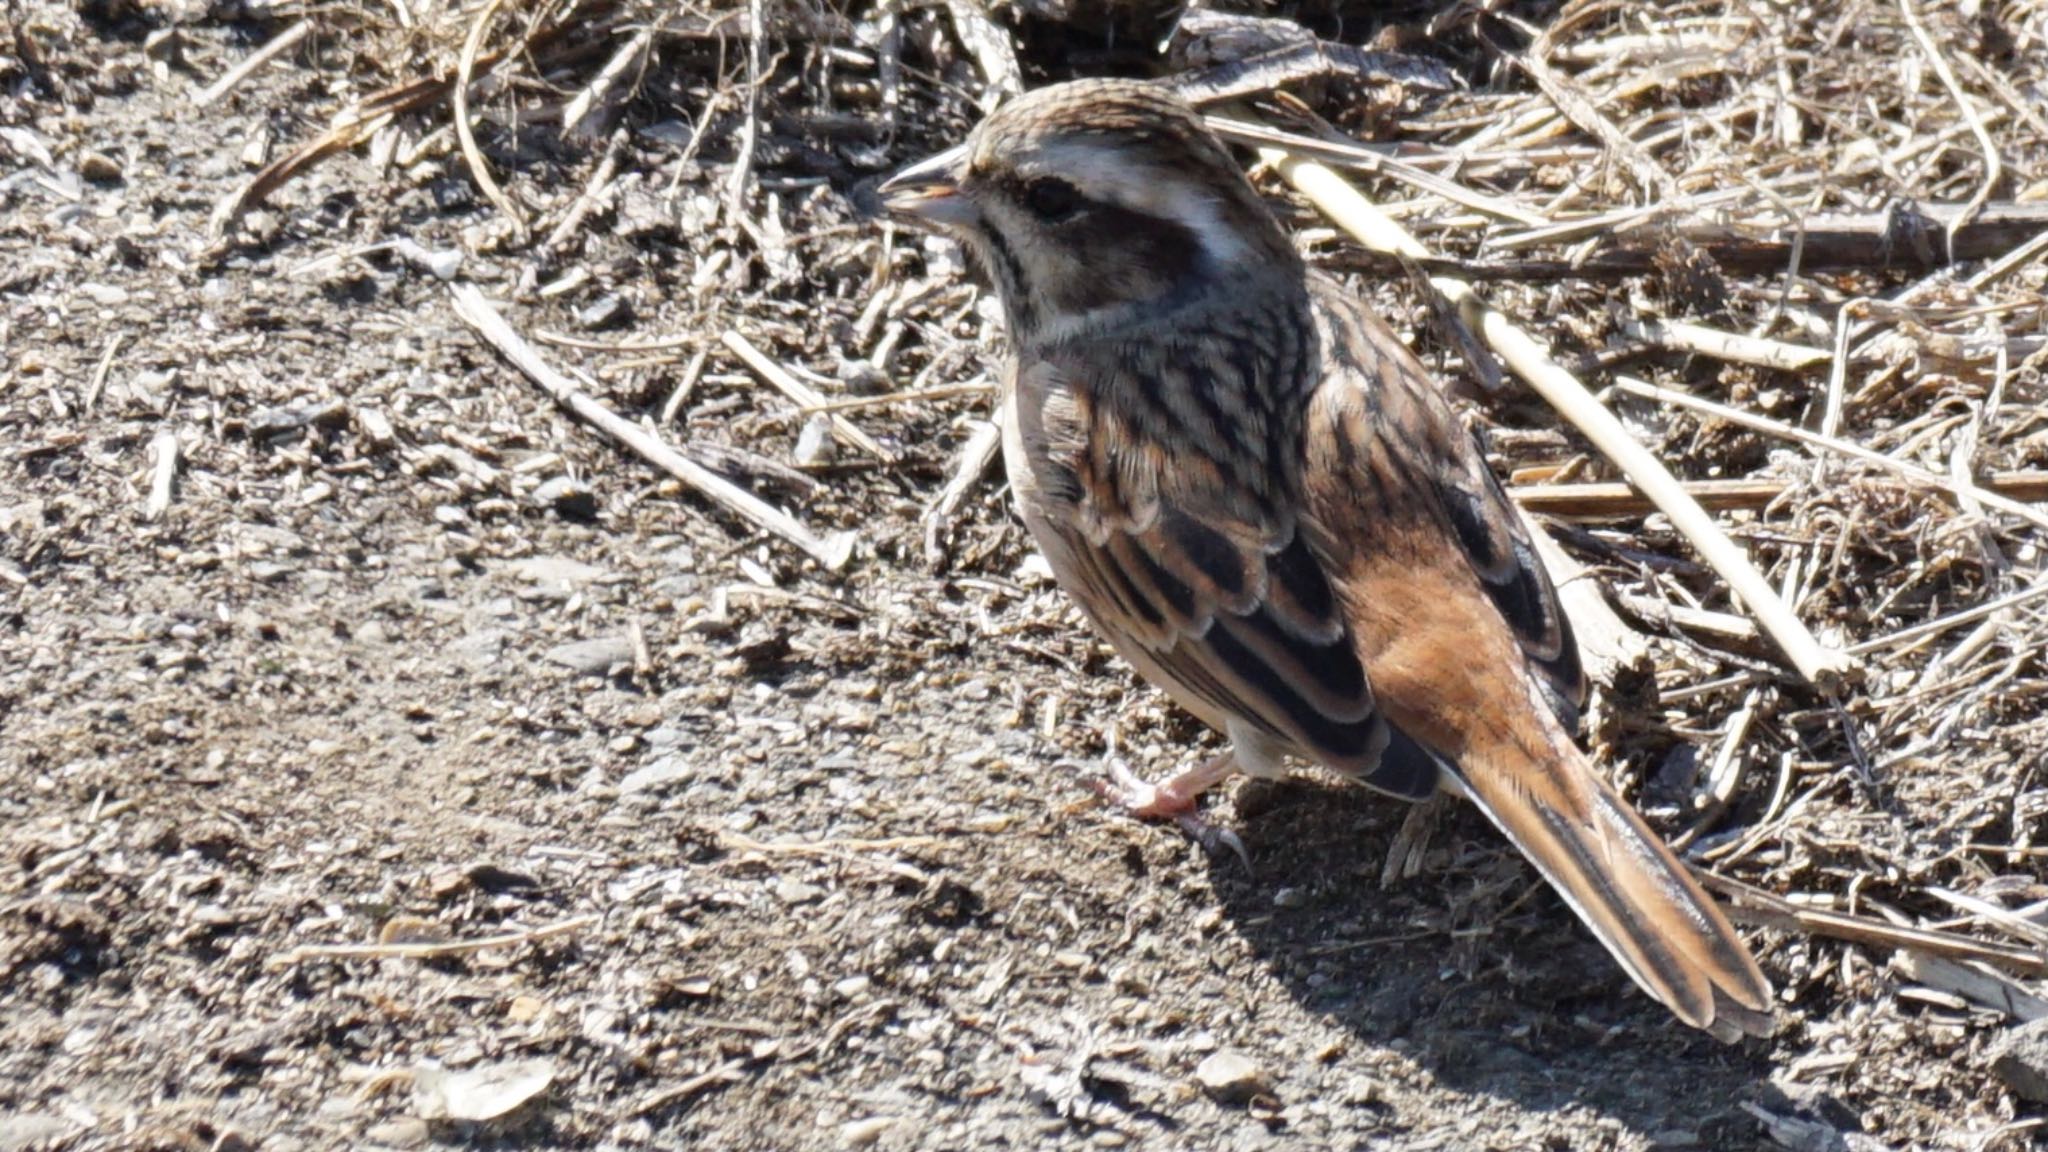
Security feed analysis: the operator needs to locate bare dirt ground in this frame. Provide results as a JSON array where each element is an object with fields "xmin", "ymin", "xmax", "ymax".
[{"xmin": 6, "ymin": 1, "xmax": 2048, "ymax": 1149}]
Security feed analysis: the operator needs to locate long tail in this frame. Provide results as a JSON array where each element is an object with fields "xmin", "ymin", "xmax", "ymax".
[{"xmin": 1449, "ymin": 731, "xmax": 1774, "ymax": 1040}]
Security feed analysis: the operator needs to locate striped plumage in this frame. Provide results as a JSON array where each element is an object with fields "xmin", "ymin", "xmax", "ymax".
[{"xmin": 879, "ymin": 79, "xmax": 1772, "ymax": 1038}]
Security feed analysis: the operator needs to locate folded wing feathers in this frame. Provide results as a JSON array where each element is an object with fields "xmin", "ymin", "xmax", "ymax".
[{"xmin": 1078, "ymin": 501, "xmax": 1403, "ymax": 782}]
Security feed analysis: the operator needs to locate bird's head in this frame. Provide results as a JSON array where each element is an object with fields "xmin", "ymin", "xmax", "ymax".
[{"xmin": 878, "ymin": 79, "xmax": 1302, "ymax": 347}]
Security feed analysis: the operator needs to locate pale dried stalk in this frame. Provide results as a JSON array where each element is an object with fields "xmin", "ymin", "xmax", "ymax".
[
  {"xmin": 720, "ymin": 331, "xmax": 898, "ymax": 463},
  {"xmin": 454, "ymin": 0, "xmax": 527, "ymax": 239},
  {"xmin": 144, "ymin": 429, "xmax": 180, "ymax": 521},
  {"xmin": 451, "ymin": 285, "xmax": 855, "ymax": 570},
  {"xmin": 1894, "ymin": 951, "xmax": 2048, "ymax": 1022},
  {"xmin": 1898, "ymin": 0, "xmax": 2002, "ymax": 255},
  {"xmin": 1611, "ymin": 377, "xmax": 2048, "ymax": 534},
  {"xmin": 1701, "ymin": 873, "xmax": 2048, "ymax": 978},
  {"xmin": 273, "ymin": 913, "xmax": 599, "ymax": 966},
  {"xmin": 193, "ymin": 20, "xmax": 309, "ymax": 108},
  {"xmin": 1621, "ymin": 318, "xmax": 1832, "ymax": 372},
  {"xmin": 924, "ymin": 415, "xmax": 1003, "ymax": 565},
  {"xmin": 1517, "ymin": 508, "xmax": 1650, "ymax": 688}
]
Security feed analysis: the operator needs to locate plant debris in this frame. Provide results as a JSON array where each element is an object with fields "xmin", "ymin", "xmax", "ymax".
[{"xmin": 5, "ymin": 0, "xmax": 2048, "ymax": 1148}]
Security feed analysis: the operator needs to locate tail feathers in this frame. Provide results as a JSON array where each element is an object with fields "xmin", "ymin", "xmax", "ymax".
[{"xmin": 1452, "ymin": 742, "xmax": 1774, "ymax": 1039}]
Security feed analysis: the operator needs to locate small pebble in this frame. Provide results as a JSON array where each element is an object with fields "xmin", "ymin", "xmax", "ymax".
[
  {"xmin": 250, "ymin": 399, "xmax": 349, "ymax": 439},
  {"xmin": 840, "ymin": 1117, "xmax": 895, "ymax": 1147},
  {"xmin": 532, "ymin": 475, "xmax": 598, "ymax": 519},
  {"xmin": 640, "ymin": 120, "xmax": 695, "ymax": 147},
  {"xmin": 1990, "ymin": 1017, "xmax": 2048, "ymax": 1103},
  {"xmin": 466, "ymin": 863, "xmax": 539, "ymax": 893},
  {"xmin": 78, "ymin": 282, "xmax": 129, "ymax": 306},
  {"xmin": 543, "ymin": 636, "xmax": 634, "ymax": 675},
  {"xmin": 1194, "ymin": 1050, "xmax": 1270, "ymax": 1105},
  {"xmin": 617, "ymin": 755, "xmax": 690, "ymax": 795},
  {"xmin": 79, "ymin": 151, "xmax": 124, "ymax": 182},
  {"xmin": 355, "ymin": 407, "xmax": 396, "ymax": 448},
  {"xmin": 247, "ymin": 561, "xmax": 295, "ymax": 583},
  {"xmin": 794, "ymin": 413, "xmax": 836, "ymax": 466},
  {"xmin": 364, "ymin": 1119, "xmax": 430, "ymax": 1149},
  {"xmin": 577, "ymin": 294, "xmax": 631, "ymax": 329},
  {"xmin": 837, "ymin": 358, "xmax": 887, "ymax": 395},
  {"xmin": 774, "ymin": 878, "xmax": 826, "ymax": 905}
]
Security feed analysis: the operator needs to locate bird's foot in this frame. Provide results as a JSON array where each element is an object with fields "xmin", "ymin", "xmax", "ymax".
[
  {"xmin": 1093, "ymin": 755, "xmax": 1202, "ymax": 819},
  {"xmin": 1084, "ymin": 754, "xmax": 1251, "ymax": 870}
]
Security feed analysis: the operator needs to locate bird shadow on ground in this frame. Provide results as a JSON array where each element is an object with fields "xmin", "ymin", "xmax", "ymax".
[{"xmin": 1202, "ymin": 776, "xmax": 1778, "ymax": 1144}]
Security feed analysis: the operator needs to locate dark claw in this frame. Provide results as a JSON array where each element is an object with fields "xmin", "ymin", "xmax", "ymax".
[{"xmin": 1178, "ymin": 813, "xmax": 1252, "ymax": 871}]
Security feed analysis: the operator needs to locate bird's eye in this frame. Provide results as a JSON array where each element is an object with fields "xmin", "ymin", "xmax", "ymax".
[{"xmin": 1022, "ymin": 177, "xmax": 1084, "ymax": 222}]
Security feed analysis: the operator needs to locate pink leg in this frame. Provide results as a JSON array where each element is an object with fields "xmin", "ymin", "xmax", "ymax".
[
  {"xmin": 1090, "ymin": 751, "xmax": 1250, "ymax": 867},
  {"xmin": 1098, "ymin": 750, "xmax": 1242, "ymax": 817}
]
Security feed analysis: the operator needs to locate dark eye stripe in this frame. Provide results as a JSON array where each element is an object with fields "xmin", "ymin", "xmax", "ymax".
[
  {"xmin": 979, "ymin": 226, "xmax": 1035, "ymax": 329},
  {"xmin": 1023, "ymin": 177, "xmax": 1083, "ymax": 222}
]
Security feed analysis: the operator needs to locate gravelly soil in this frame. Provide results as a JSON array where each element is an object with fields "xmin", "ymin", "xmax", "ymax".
[{"xmin": 4, "ymin": 4, "xmax": 2043, "ymax": 1150}]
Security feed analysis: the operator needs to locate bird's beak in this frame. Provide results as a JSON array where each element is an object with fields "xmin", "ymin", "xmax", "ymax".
[{"xmin": 877, "ymin": 142, "xmax": 976, "ymax": 229}]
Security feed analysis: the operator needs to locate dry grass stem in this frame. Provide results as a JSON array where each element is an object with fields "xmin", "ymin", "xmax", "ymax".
[
  {"xmin": 1619, "ymin": 318, "xmax": 1832, "ymax": 372},
  {"xmin": 946, "ymin": 0, "xmax": 1024, "ymax": 99},
  {"xmin": 1893, "ymin": 952, "xmax": 2048, "ymax": 1022},
  {"xmin": 1510, "ymin": 472, "xmax": 2048, "ymax": 518},
  {"xmin": 1520, "ymin": 508, "xmax": 1652, "ymax": 688},
  {"xmin": 715, "ymin": 830, "xmax": 941, "ymax": 883},
  {"xmin": 924, "ymin": 415, "xmax": 1004, "ymax": 566},
  {"xmin": 1847, "ymin": 574, "xmax": 2048, "ymax": 656},
  {"xmin": 801, "ymin": 382, "xmax": 995, "ymax": 414},
  {"xmin": 1897, "ymin": 0, "xmax": 2003, "ymax": 253},
  {"xmin": 453, "ymin": 0, "xmax": 528, "ymax": 239},
  {"xmin": 1206, "ymin": 116, "xmax": 1552, "ymax": 226},
  {"xmin": 1703, "ymin": 874, "xmax": 2048, "ymax": 978},
  {"xmin": 1517, "ymin": 37, "xmax": 1676, "ymax": 201},
  {"xmin": 192, "ymin": 20, "xmax": 310, "ymax": 108},
  {"xmin": 560, "ymin": 25, "xmax": 655, "ymax": 138},
  {"xmin": 1611, "ymin": 377, "xmax": 2048, "ymax": 534},
  {"xmin": 273, "ymin": 913, "xmax": 601, "ymax": 966},
  {"xmin": 453, "ymin": 285, "xmax": 855, "ymax": 570},
  {"xmin": 720, "ymin": 330, "xmax": 898, "ymax": 463}
]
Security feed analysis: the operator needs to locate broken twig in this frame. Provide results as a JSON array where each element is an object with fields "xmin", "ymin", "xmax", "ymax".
[
  {"xmin": 193, "ymin": 20, "xmax": 309, "ymax": 108},
  {"xmin": 451, "ymin": 285, "xmax": 855, "ymax": 570}
]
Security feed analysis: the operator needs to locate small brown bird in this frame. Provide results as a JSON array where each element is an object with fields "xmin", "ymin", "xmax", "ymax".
[{"xmin": 879, "ymin": 78, "xmax": 1772, "ymax": 1038}]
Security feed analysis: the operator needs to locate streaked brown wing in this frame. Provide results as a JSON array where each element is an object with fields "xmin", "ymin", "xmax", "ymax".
[
  {"xmin": 1297, "ymin": 286, "xmax": 1773, "ymax": 1035},
  {"xmin": 1437, "ymin": 435, "xmax": 1587, "ymax": 725},
  {"xmin": 1075, "ymin": 510, "xmax": 1436, "ymax": 796},
  {"xmin": 1016, "ymin": 352, "xmax": 1435, "ymax": 799},
  {"xmin": 1311, "ymin": 282, "xmax": 1586, "ymax": 728}
]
